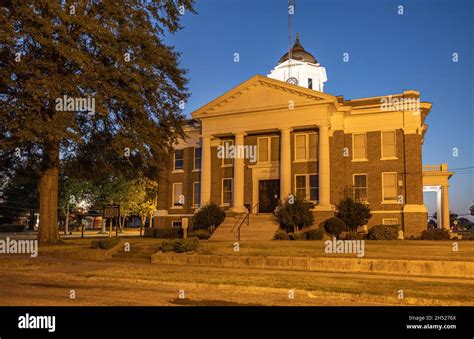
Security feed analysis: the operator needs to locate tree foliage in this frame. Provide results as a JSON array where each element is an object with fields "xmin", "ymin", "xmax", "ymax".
[
  {"xmin": 336, "ymin": 197, "xmax": 372, "ymax": 232},
  {"xmin": 0, "ymin": 1, "xmax": 195, "ymax": 243},
  {"xmin": 275, "ymin": 195, "xmax": 314, "ymax": 233}
]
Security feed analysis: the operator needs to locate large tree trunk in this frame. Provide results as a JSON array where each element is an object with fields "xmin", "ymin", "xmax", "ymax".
[{"xmin": 38, "ymin": 141, "xmax": 60, "ymax": 244}]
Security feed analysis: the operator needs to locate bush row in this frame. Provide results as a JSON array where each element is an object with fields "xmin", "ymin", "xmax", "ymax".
[
  {"xmin": 91, "ymin": 237, "xmax": 120, "ymax": 249},
  {"xmin": 159, "ymin": 238, "xmax": 199, "ymax": 253}
]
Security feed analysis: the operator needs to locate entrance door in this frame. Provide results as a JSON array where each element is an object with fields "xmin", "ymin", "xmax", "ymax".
[{"xmin": 258, "ymin": 180, "xmax": 280, "ymax": 213}]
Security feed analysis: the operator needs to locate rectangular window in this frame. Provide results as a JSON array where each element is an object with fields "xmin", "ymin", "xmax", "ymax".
[
  {"xmin": 308, "ymin": 78, "xmax": 313, "ymax": 89},
  {"xmin": 270, "ymin": 136, "xmax": 280, "ymax": 161},
  {"xmin": 295, "ymin": 175, "xmax": 306, "ymax": 199},
  {"xmin": 295, "ymin": 134, "xmax": 307, "ymax": 161},
  {"xmin": 258, "ymin": 137, "xmax": 269, "ymax": 162},
  {"xmin": 309, "ymin": 174, "xmax": 319, "ymax": 202},
  {"xmin": 308, "ymin": 133, "xmax": 318, "ymax": 160},
  {"xmin": 174, "ymin": 149, "xmax": 184, "ymax": 170},
  {"xmin": 353, "ymin": 133, "xmax": 367, "ymax": 160},
  {"xmin": 194, "ymin": 147, "xmax": 202, "ymax": 170},
  {"xmin": 222, "ymin": 140, "xmax": 234, "ymax": 166},
  {"xmin": 382, "ymin": 172, "xmax": 398, "ymax": 201},
  {"xmin": 353, "ymin": 174, "xmax": 368, "ymax": 202},
  {"xmin": 222, "ymin": 178, "xmax": 233, "ymax": 205},
  {"xmin": 172, "ymin": 183, "xmax": 183, "ymax": 206},
  {"xmin": 383, "ymin": 218, "xmax": 399, "ymax": 225},
  {"xmin": 193, "ymin": 182, "xmax": 201, "ymax": 207},
  {"xmin": 171, "ymin": 221, "xmax": 182, "ymax": 228},
  {"xmin": 381, "ymin": 131, "xmax": 396, "ymax": 158}
]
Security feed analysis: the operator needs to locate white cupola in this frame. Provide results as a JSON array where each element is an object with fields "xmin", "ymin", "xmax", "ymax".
[{"xmin": 268, "ymin": 33, "xmax": 327, "ymax": 92}]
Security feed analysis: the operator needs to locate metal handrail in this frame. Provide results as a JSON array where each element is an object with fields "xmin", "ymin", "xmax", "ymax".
[{"xmin": 231, "ymin": 203, "xmax": 259, "ymax": 241}]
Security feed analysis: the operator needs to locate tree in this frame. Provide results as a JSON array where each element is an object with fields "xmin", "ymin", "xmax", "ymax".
[
  {"xmin": 324, "ymin": 217, "xmax": 346, "ymax": 239},
  {"xmin": 433, "ymin": 211, "xmax": 458, "ymax": 228},
  {"xmin": 1, "ymin": 1, "xmax": 195, "ymax": 243},
  {"xmin": 191, "ymin": 203, "xmax": 225, "ymax": 232},
  {"xmin": 336, "ymin": 197, "xmax": 372, "ymax": 232},
  {"xmin": 274, "ymin": 195, "xmax": 314, "ymax": 233}
]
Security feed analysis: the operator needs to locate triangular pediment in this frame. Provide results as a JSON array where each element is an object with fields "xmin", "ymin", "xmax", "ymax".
[{"xmin": 191, "ymin": 75, "xmax": 337, "ymax": 118}]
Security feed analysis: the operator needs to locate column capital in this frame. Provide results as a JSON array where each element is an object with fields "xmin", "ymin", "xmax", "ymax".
[
  {"xmin": 318, "ymin": 123, "xmax": 330, "ymax": 129},
  {"xmin": 233, "ymin": 131, "xmax": 247, "ymax": 137},
  {"xmin": 279, "ymin": 127, "xmax": 293, "ymax": 133}
]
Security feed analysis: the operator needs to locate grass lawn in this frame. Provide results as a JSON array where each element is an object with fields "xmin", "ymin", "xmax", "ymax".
[
  {"xmin": 198, "ymin": 240, "xmax": 474, "ymax": 261},
  {"xmin": 37, "ymin": 237, "xmax": 474, "ymax": 262}
]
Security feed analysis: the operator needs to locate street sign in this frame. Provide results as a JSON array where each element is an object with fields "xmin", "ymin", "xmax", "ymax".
[{"xmin": 104, "ymin": 205, "xmax": 120, "ymax": 219}]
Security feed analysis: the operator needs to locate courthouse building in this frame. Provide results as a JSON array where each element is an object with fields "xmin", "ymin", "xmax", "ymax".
[{"xmin": 155, "ymin": 35, "xmax": 452, "ymax": 237}]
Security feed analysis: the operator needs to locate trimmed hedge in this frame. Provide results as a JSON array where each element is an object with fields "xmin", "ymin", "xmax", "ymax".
[
  {"xmin": 421, "ymin": 228, "xmax": 450, "ymax": 240},
  {"xmin": 91, "ymin": 237, "xmax": 120, "ymax": 249},
  {"xmin": 187, "ymin": 229, "xmax": 211, "ymax": 240},
  {"xmin": 367, "ymin": 225, "xmax": 398, "ymax": 240},
  {"xmin": 324, "ymin": 217, "xmax": 347, "ymax": 237},
  {"xmin": 273, "ymin": 229, "xmax": 289, "ymax": 240},
  {"xmin": 144, "ymin": 227, "xmax": 182, "ymax": 239},
  {"xmin": 342, "ymin": 231, "xmax": 367, "ymax": 240},
  {"xmin": 160, "ymin": 238, "xmax": 199, "ymax": 253},
  {"xmin": 304, "ymin": 229, "xmax": 324, "ymax": 240}
]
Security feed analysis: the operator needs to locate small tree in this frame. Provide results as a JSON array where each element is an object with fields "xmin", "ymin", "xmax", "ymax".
[
  {"xmin": 275, "ymin": 195, "xmax": 314, "ymax": 233},
  {"xmin": 324, "ymin": 217, "xmax": 346, "ymax": 239},
  {"xmin": 192, "ymin": 203, "xmax": 225, "ymax": 232},
  {"xmin": 336, "ymin": 197, "xmax": 371, "ymax": 232}
]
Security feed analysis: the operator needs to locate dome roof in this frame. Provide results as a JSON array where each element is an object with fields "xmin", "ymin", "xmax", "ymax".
[{"xmin": 278, "ymin": 33, "xmax": 317, "ymax": 64}]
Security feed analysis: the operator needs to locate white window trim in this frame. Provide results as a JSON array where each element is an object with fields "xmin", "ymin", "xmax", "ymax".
[
  {"xmin": 352, "ymin": 173, "xmax": 368, "ymax": 203},
  {"xmin": 193, "ymin": 147, "xmax": 202, "ymax": 171},
  {"xmin": 171, "ymin": 182, "xmax": 184, "ymax": 209},
  {"xmin": 382, "ymin": 218, "xmax": 399, "ymax": 225},
  {"xmin": 257, "ymin": 136, "xmax": 279, "ymax": 164},
  {"xmin": 294, "ymin": 173, "xmax": 318, "ymax": 203},
  {"xmin": 352, "ymin": 132, "xmax": 368, "ymax": 162},
  {"xmin": 192, "ymin": 181, "xmax": 201, "ymax": 208},
  {"xmin": 380, "ymin": 130, "xmax": 398, "ymax": 160},
  {"xmin": 173, "ymin": 149, "xmax": 185, "ymax": 172},
  {"xmin": 221, "ymin": 139, "xmax": 234, "ymax": 167},
  {"xmin": 221, "ymin": 177, "xmax": 233, "ymax": 206},
  {"xmin": 293, "ymin": 132, "xmax": 317, "ymax": 162},
  {"xmin": 382, "ymin": 172, "xmax": 398, "ymax": 203}
]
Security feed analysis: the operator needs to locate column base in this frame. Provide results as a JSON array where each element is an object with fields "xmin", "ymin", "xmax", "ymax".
[{"xmin": 231, "ymin": 205, "xmax": 248, "ymax": 214}]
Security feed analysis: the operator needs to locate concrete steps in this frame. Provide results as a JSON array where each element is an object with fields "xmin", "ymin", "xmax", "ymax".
[{"xmin": 210, "ymin": 214, "xmax": 279, "ymax": 241}]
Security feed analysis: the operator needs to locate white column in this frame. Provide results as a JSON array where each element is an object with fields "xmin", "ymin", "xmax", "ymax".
[
  {"xmin": 316, "ymin": 124, "xmax": 331, "ymax": 210},
  {"xmin": 441, "ymin": 185, "xmax": 450, "ymax": 230},
  {"xmin": 279, "ymin": 128, "xmax": 292, "ymax": 201},
  {"xmin": 436, "ymin": 187, "xmax": 442, "ymax": 229},
  {"xmin": 200, "ymin": 135, "xmax": 211, "ymax": 206},
  {"xmin": 231, "ymin": 132, "xmax": 246, "ymax": 213}
]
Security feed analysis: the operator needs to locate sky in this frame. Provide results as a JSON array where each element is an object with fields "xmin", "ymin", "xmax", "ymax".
[{"xmin": 165, "ymin": 0, "xmax": 473, "ymax": 219}]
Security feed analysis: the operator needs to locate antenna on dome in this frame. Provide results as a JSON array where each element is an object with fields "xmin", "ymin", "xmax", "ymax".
[{"xmin": 288, "ymin": 0, "xmax": 295, "ymax": 78}]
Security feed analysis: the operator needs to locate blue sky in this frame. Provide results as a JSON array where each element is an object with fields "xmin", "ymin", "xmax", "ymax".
[{"xmin": 166, "ymin": 0, "xmax": 473, "ymax": 219}]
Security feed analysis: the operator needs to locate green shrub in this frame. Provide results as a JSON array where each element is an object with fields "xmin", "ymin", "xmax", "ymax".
[
  {"xmin": 342, "ymin": 231, "xmax": 367, "ymax": 240},
  {"xmin": 421, "ymin": 228, "xmax": 450, "ymax": 240},
  {"xmin": 155, "ymin": 228, "xmax": 182, "ymax": 239},
  {"xmin": 275, "ymin": 195, "xmax": 314, "ymax": 233},
  {"xmin": 273, "ymin": 229, "xmax": 289, "ymax": 240},
  {"xmin": 143, "ymin": 228, "xmax": 155, "ymax": 238},
  {"xmin": 191, "ymin": 203, "xmax": 225, "ymax": 231},
  {"xmin": 367, "ymin": 225, "xmax": 398, "ymax": 240},
  {"xmin": 91, "ymin": 237, "xmax": 120, "ymax": 249},
  {"xmin": 304, "ymin": 228, "xmax": 324, "ymax": 240},
  {"xmin": 91, "ymin": 240, "xmax": 100, "ymax": 249},
  {"xmin": 160, "ymin": 238, "xmax": 199, "ymax": 253},
  {"xmin": 336, "ymin": 197, "xmax": 372, "ymax": 232},
  {"xmin": 324, "ymin": 217, "xmax": 347, "ymax": 238},
  {"xmin": 188, "ymin": 229, "xmax": 211, "ymax": 240},
  {"xmin": 288, "ymin": 232, "xmax": 304, "ymax": 240}
]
